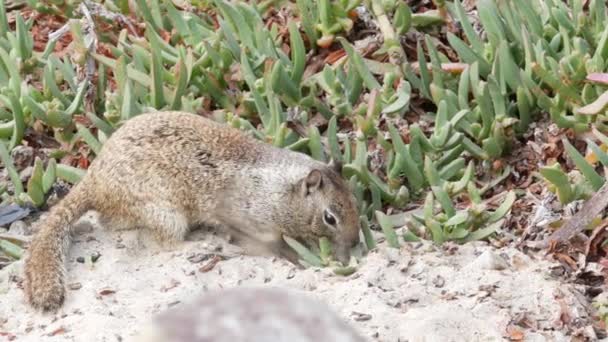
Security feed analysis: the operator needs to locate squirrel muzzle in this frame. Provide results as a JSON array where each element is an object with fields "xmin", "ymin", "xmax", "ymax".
[{"xmin": 334, "ymin": 242, "xmax": 352, "ymax": 264}]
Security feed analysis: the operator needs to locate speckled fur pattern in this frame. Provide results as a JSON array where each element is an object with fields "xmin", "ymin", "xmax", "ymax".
[{"xmin": 23, "ymin": 111, "xmax": 361, "ymax": 312}]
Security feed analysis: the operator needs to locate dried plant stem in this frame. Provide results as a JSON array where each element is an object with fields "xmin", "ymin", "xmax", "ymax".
[{"xmin": 369, "ymin": 0, "xmax": 406, "ymax": 72}]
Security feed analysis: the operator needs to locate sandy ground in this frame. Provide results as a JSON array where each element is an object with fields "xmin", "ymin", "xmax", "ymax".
[{"xmin": 0, "ymin": 212, "xmax": 600, "ymax": 342}]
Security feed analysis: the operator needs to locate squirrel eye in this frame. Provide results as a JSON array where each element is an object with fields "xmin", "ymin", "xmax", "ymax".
[{"xmin": 323, "ymin": 210, "xmax": 337, "ymax": 226}]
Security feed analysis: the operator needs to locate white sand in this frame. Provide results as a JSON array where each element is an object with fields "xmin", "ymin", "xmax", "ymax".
[{"xmin": 0, "ymin": 212, "xmax": 597, "ymax": 341}]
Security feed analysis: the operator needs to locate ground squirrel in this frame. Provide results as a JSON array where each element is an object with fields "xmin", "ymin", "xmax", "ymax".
[
  {"xmin": 23, "ymin": 111, "xmax": 361, "ymax": 311},
  {"xmin": 133, "ymin": 286, "xmax": 367, "ymax": 342}
]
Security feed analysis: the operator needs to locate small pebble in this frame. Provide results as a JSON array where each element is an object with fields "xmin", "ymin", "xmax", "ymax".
[
  {"xmin": 286, "ymin": 268, "xmax": 296, "ymax": 279},
  {"xmin": 351, "ymin": 311, "xmax": 372, "ymax": 322},
  {"xmin": 18, "ymin": 166, "xmax": 33, "ymax": 183},
  {"xmin": 478, "ymin": 284, "xmax": 498, "ymax": 296},
  {"xmin": 91, "ymin": 252, "xmax": 101, "ymax": 263},
  {"xmin": 549, "ymin": 265, "xmax": 566, "ymax": 277},
  {"xmin": 76, "ymin": 253, "xmax": 101, "ymax": 264},
  {"xmin": 381, "ymin": 246, "xmax": 402, "ymax": 264},
  {"xmin": 68, "ymin": 283, "xmax": 82, "ymax": 290},
  {"xmin": 432, "ymin": 275, "xmax": 445, "ymax": 288},
  {"xmin": 187, "ymin": 253, "xmax": 213, "ymax": 263},
  {"xmin": 167, "ymin": 301, "xmax": 181, "ymax": 308},
  {"xmin": 469, "ymin": 250, "xmax": 509, "ymax": 271},
  {"xmin": 9, "ymin": 220, "xmax": 30, "ymax": 235},
  {"xmin": 10, "ymin": 145, "xmax": 34, "ymax": 169}
]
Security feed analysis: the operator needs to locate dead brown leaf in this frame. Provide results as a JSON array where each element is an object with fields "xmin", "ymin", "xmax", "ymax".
[
  {"xmin": 76, "ymin": 150, "xmax": 91, "ymax": 170},
  {"xmin": 505, "ymin": 325, "xmax": 525, "ymax": 341},
  {"xmin": 584, "ymin": 220, "xmax": 608, "ymax": 262},
  {"xmin": 98, "ymin": 288, "xmax": 116, "ymax": 296},
  {"xmin": 159, "ymin": 30, "xmax": 172, "ymax": 43},
  {"xmin": 303, "ymin": 53, "xmax": 329, "ymax": 80},
  {"xmin": 544, "ymin": 181, "xmax": 608, "ymax": 251},
  {"xmin": 556, "ymin": 298, "xmax": 573, "ymax": 328},
  {"xmin": 586, "ymin": 73, "xmax": 608, "ymax": 85},
  {"xmin": 599, "ymin": 257, "xmax": 608, "ymax": 270},
  {"xmin": 48, "ymin": 327, "xmax": 67, "ymax": 336},
  {"xmin": 553, "ymin": 252, "xmax": 579, "ymax": 271},
  {"xmin": 325, "ymin": 49, "xmax": 346, "ymax": 64},
  {"xmin": 510, "ymin": 312, "xmax": 539, "ymax": 330},
  {"xmin": 199, "ymin": 255, "xmax": 222, "ymax": 273}
]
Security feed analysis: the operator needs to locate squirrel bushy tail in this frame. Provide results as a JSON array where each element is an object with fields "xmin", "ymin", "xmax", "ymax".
[{"xmin": 23, "ymin": 179, "xmax": 92, "ymax": 311}]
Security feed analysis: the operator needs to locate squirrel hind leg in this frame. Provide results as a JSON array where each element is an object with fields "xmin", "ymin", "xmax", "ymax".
[
  {"xmin": 98, "ymin": 214, "xmax": 140, "ymax": 232},
  {"xmin": 135, "ymin": 203, "xmax": 191, "ymax": 245}
]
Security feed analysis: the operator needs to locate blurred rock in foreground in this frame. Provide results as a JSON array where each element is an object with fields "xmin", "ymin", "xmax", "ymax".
[{"xmin": 132, "ymin": 286, "xmax": 367, "ymax": 342}]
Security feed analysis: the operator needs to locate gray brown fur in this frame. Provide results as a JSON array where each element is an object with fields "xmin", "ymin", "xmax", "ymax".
[
  {"xmin": 133, "ymin": 286, "xmax": 367, "ymax": 342},
  {"xmin": 23, "ymin": 111, "xmax": 361, "ymax": 311}
]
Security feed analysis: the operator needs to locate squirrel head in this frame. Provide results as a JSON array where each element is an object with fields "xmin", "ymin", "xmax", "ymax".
[{"xmin": 294, "ymin": 158, "xmax": 361, "ymax": 264}]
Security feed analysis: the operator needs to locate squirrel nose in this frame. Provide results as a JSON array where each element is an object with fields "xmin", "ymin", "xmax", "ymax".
[
  {"xmin": 335, "ymin": 244, "xmax": 351, "ymax": 264},
  {"xmin": 352, "ymin": 231, "xmax": 361, "ymax": 246}
]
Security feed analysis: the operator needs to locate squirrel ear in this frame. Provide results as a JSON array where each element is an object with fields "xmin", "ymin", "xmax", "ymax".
[
  {"xmin": 328, "ymin": 158, "xmax": 342, "ymax": 173},
  {"xmin": 301, "ymin": 169, "xmax": 323, "ymax": 195}
]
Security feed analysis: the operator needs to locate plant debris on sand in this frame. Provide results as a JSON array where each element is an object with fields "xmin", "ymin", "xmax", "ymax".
[{"xmin": 0, "ymin": 215, "xmax": 600, "ymax": 341}]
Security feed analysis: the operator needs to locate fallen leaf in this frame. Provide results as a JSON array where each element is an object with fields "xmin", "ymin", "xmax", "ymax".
[
  {"xmin": 505, "ymin": 325, "xmax": 525, "ymax": 341},
  {"xmin": 544, "ymin": 181, "xmax": 608, "ymax": 250},
  {"xmin": 159, "ymin": 30, "xmax": 172, "ymax": 43},
  {"xmin": 76, "ymin": 153, "xmax": 90, "ymax": 169},
  {"xmin": 513, "ymin": 312, "xmax": 538, "ymax": 330},
  {"xmin": 98, "ymin": 288, "xmax": 116, "ymax": 296},
  {"xmin": 586, "ymin": 73, "xmax": 608, "ymax": 85},
  {"xmin": 556, "ymin": 298, "xmax": 572, "ymax": 327},
  {"xmin": 303, "ymin": 54, "xmax": 328, "ymax": 79},
  {"xmin": 199, "ymin": 255, "xmax": 222, "ymax": 273},
  {"xmin": 584, "ymin": 219, "xmax": 608, "ymax": 262},
  {"xmin": 439, "ymin": 292, "xmax": 458, "ymax": 300},
  {"xmin": 48, "ymin": 327, "xmax": 67, "ymax": 336},
  {"xmin": 599, "ymin": 257, "xmax": 608, "ymax": 269},
  {"xmin": 325, "ymin": 49, "xmax": 346, "ymax": 64},
  {"xmin": 410, "ymin": 62, "xmax": 468, "ymax": 75},
  {"xmin": 576, "ymin": 90, "xmax": 608, "ymax": 115},
  {"xmin": 553, "ymin": 252, "xmax": 579, "ymax": 271},
  {"xmin": 187, "ymin": 253, "xmax": 214, "ymax": 263},
  {"xmin": 0, "ymin": 204, "xmax": 31, "ymax": 227}
]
